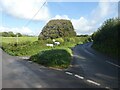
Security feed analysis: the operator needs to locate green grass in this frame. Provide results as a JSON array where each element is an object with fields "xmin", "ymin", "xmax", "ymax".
[
  {"xmin": 2, "ymin": 37, "xmax": 38, "ymax": 44},
  {"xmin": 30, "ymin": 49, "xmax": 71, "ymax": 69},
  {"xmin": 2, "ymin": 37, "xmax": 88, "ymax": 56},
  {"xmin": 2, "ymin": 36, "xmax": 89, "ymax": 69}
]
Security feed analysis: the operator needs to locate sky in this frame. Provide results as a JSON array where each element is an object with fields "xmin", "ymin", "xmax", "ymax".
[{"xmin": 0, "ymin": 0, "xmax": 118, "ymax": 36}]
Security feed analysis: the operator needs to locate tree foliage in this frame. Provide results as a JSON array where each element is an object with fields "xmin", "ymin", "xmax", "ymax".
[
  {"xmin": 38, "ymin": 19, "xmax": 76, "ymax": 40},
  {"xmin": 16, "ymin": 33, "xmax": 22, "ymax": 37},
  {"xmin": 1, "ymin": 31, "xmax": 23, "ymax": 37},
  {"xmin": 92, "ymin": 18, "xmax": 119, "ymax": 59},
  {"xmin": 77, "ymin": 35, "xmax": 89, "ymax": 37},
  {"xmin": 1, "ymin": 32, "xmax": 34, "ymax": 37}
]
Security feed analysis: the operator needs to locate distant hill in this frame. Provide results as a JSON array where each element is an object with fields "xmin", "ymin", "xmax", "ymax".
[{"xmin": 38, "ymin": 19, "xmax": 76, "ymax": 40}]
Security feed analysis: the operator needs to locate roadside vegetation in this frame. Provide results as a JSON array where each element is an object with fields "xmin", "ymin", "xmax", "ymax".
[
  {"xmin": 30, "ymin": 49, "xmax": 71, "ymax": 69},
  {"xmin": 92, "ymin": 18, "xmax": 119, "ymax": 59},
  {"xmin": 2, "ymin": 36, "xmax": 89, "ymax": 56},
  {"xmin": 2, "ymin": 36, "xmax": 89, "ymax": 69}
]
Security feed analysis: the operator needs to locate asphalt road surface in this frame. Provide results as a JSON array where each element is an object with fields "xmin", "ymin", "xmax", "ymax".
[
  {"xmin": 2, "ymin": 48, "xmax": 99, "ymax": 88},
  {"xmin": 67, "ymin": 42, "xmax": 119, "ymax": 89},
  {"xmin": 1, "ymin": 42, "xmax": 119, "ymax": 89}
]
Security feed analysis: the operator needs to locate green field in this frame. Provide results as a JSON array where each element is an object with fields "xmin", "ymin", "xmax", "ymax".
[
  {"xmin": 2, "ymin": 36, "xmax": 88, "ymax": 56},
  {"xmin": 2, "ymin": 37, "xmax": 38, "ymax": 44},
  {"xmin": 1, "ymin": 37, "xmax": 88, "ymax": 54}
]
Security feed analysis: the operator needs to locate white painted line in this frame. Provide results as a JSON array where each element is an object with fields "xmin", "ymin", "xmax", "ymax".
[
  {"xmin": 106, "ymin": 61, "xmax": 120, "ymax": 68},
  {"xmin": 74, "ymin": 74, "xmax": 84, "ymax": 79},
  {"xmin": 28, "ymin": 61, "xmax": 32, "ymax": 63},
  {"xmin": 105, "ymin": 87, "xmax": 110, "ymax": 89},
  {"xmin": 87, "ymin": 79, "xmax": 100, "ymax": 86},
  {"xmin": 35, "ymin": 84, "xmax": 42, "ymax": 88},
  {"xmin": 84, "ymin": 49, "xmax": 95, "ymax": 57},
  {"xmin": 65, "ymin": 72, "xmax": 73, "ymax": 75}
]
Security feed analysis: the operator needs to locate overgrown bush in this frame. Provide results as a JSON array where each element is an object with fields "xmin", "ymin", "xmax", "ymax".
[
  {"xmin": 30, "ymin": 49, "xmax": 72, "ymax": 69},
  {"xmin": 38, "ymin": 19, "xmax": 76, "ymax": 40},
  {"xmin": 92, "ymin": 18, "xmax": 119, "ymax": 59},
  {"xmin": 55, "ymin": 38, "xmax": 64, "ymax": 43},
  {"xmin": 46, "ymin": 39, "xmax": 53, "ymax": 44}
]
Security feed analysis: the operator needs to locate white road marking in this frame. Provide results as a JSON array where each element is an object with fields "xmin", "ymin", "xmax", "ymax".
[
  {"xmin": 74, "ymin": 74, "xmax": 84, "ymax": 79},
  {"xmin": 65, "ymin": 72, "xmax": 73, "ymax": 75},
  {"xmin": 28, "ymin": 61, "xmax": 32, "ymax": 63},
  {"xmin": 105, "ymin": 87, "xmax": 110, "ymax": 89},
  {"xmin": 84, "ymin": 49, "xmax": 95, "ymax": 57},
  {"xmin": 86, "ymin": 79, "xmax": 100, "ymax": 86},
  {"xmin": 106, "ymin": 61, "xmax": 120, "ymax": 68},
  {"xmin": 35, "ymin": 84, "xmax": 42, "ymax": 88}
]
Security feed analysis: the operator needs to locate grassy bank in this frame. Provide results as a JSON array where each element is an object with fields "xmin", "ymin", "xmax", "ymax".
[
  {"xmin": 2, "ymin": 36, "xmax": 89, "ymax": 69},
  {"xmin": 30, "ymin": 49, "xmax": 71, "ymax": 69}
]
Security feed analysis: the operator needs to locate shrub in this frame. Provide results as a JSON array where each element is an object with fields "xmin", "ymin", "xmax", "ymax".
[
  {"xmin": 55, "ymin": 38, "xmax": 64, "ymax": 43},
  {"xmin": 46, "ymin": 39, "xmax": 53, "ymax": 44},
  {"xmin": 92, "ymin": 18, "xmax": 119, "ymax": 59},
  {"xmin": 30, "ymin": 49, "xmax": 72, "ymax": 69},
  {"xmin": 38, "ymin": 19, "xmax": 76, "ymax": 40}
]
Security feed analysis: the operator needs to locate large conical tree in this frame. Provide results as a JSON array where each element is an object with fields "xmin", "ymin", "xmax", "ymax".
[{"xmin": 38, "ymin": 19, "xmax": 76, "ymax": 40}]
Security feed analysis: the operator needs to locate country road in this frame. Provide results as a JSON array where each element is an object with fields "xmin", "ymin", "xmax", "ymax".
[
  {"xmin": 1, "ymin": 42, "xmax": 119, "ymax": 89},
  {"xmin": 66, "ymin": 42, "xmax": 119, "ymax": 89},
  {"xmin": 1, "ymin": 47, "xmax": 99, "ymax": 88}
]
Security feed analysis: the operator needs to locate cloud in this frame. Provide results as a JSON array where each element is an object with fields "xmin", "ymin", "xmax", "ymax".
[
  {"xmin": 91, "ymin": 1, "xmax": 117, "ymax": 22},
  {"xmin": 0, "ymin": 0, "xmax": 50, "ymax": 21},
  {"xmin": 71, "ymin": 17, "xmax": 95, "ymax": 35},
  {"xmin": 45, "ymin": 15, "xmax": 70, "ymax": 24},
  {"xmin": 0, "ymin": 26, "xmax": 34, "ymax": 35},
  {"xmin": 72, "ymin": 1, "xmax": 117, "ymax": 35},
  {"xmin": 51, "ymin": 15, "xmax": 70, "ymax": 20}
]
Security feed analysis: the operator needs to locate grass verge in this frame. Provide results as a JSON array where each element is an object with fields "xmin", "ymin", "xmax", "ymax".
[{"xmin": 30, "ymin": 49, "xmax": 71, "ymax": 69}]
